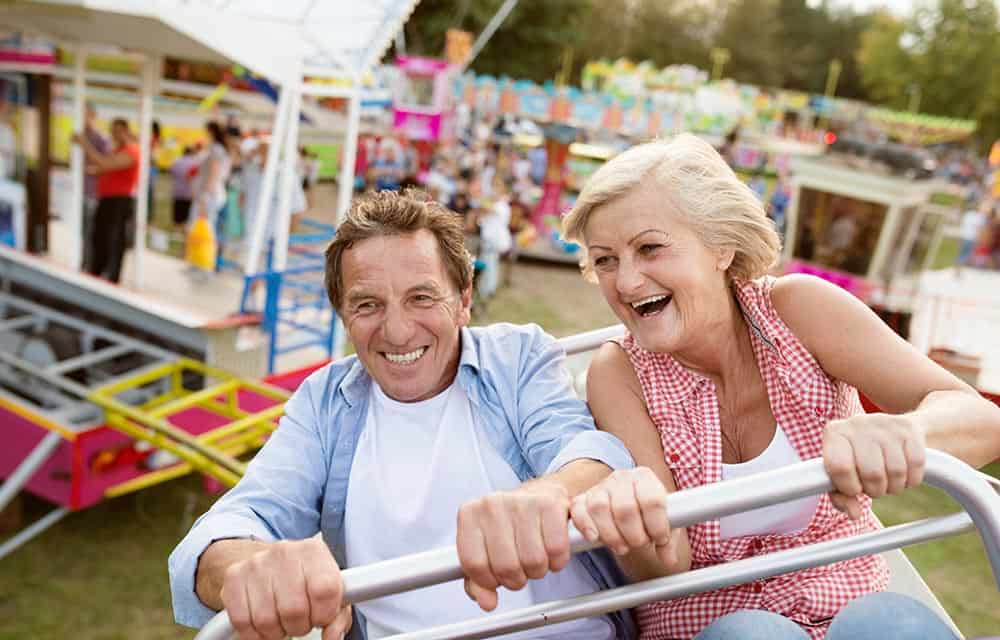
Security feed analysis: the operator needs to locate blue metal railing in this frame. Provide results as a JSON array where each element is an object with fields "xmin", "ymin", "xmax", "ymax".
[{"xmin": 237, "ymin": 219, "xmax": 338, "ymax": 373}]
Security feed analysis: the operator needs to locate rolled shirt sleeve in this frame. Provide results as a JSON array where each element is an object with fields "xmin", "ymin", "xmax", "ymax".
[
  {"xmin": 513, "ymin": 325, "xmax": 635, "ymax": 476},
  {"xmin": 167, "ymin": 513, "xmax": 278, "ymax": 627},
  {"xmin": 545, "ymin": 429, "xmax": 635, "ymax": 476},
  {"xmin": 167, "ymin": 374, "xmax": 330, "ymax": 627}
]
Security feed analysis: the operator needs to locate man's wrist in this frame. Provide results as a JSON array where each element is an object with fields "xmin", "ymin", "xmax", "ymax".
[{"xmin": 195, "ymin": 538, "xmax": 267, "ymax": 610}]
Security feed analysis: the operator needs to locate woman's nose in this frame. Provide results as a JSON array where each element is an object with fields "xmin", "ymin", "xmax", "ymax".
[{"xmin": 615, "ymin": 258, "xmax": 645, "ymax": 296}]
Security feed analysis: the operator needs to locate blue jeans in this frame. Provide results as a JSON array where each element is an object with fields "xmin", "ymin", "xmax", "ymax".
[
  {"xmin": 957, "ymin": 238, "xmax": 976, "ymax": 265},
  {"xmin": 694, "ymin": 592, "xmax": 959, "ymax": 640}
]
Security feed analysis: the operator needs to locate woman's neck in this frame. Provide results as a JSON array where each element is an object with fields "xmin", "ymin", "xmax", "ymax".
[{"xmin": 672, "ymin": 288, "xmax": 755, "ymax": 391}]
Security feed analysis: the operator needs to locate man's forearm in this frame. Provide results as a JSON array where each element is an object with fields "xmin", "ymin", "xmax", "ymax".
[
  {"xmin": 529, "ymin": 458, "xmax": 612, "ymax": 499},
  {"xmin": 195, "ymin": 538, "xmax": 269, "ymax": 610}
]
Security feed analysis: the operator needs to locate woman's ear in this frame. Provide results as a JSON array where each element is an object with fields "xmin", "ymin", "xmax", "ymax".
[{"xmin": 717, "ymin": 248, "xmax": 736, "ymax": 272}]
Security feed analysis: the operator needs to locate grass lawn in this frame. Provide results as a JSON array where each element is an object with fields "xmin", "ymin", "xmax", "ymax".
[
  {"xmin": 932, "ymin": 235, "xmax": 962, "ymax": 270},
  {"xmin": 1, "ymin": 260, "xmax": 997, "ymax": 639}
]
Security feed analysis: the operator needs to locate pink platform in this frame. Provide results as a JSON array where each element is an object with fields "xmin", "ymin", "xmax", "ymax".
[
  {"xmin": 0, "ymin": 361, "xmax": 327, "ymax": 511},
  {"xmin": 782, "ymin": 258, "xmax": 873, "ymax": 300}
]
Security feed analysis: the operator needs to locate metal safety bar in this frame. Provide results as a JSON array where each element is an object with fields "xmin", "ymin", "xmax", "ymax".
[
  {"xmin": 558, "ymin": 324, "xmax": 625, "ymax": 356},
  {"xmin": 195, "ymin": 448, "xmax": 1000, "ymax": 640}
]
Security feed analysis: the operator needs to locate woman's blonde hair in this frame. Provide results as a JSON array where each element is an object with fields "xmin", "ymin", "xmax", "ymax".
[{"xmin": 562, "ymin": 133, "xmax": 781, "ymax": 282}]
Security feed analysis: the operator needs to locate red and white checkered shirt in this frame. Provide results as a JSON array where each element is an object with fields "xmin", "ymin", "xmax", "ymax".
[{"xmin": 618, "ymin": 277, "xmax": 890, "ymax": 640}]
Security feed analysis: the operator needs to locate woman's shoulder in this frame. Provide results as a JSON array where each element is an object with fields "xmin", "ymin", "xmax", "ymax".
[
  {"xmin": 587, "ymin": 341, "xmax": 646, "ymax": 406},
  {"xmin": 770, "ymin": 274, "xmax": 856, "ymax": 329},
  {"xmin": 769, "ymin": 274, "xmax": 874, "ymax": 364},
  {"xmin": 589, "ymin": 341, "xmax": 635, "ymax": 378}
]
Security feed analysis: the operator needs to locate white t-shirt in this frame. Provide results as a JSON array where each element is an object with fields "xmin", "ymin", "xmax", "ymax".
[
  {"xmin": 479, "ymin": 199, "xmax": 512, "ymax": 254},
  {"xmin": 959, "ymin": 209, "xmax": 986, "ymax": 242},
  {"xmin": 720, "ymin": 425, "xmax": 820, "ymax": 540},
  {"xmin": 192, "ymin": 143, "xmax": 232, "ymax": 215},
  {"xmin": 344, "ymin": 381, "xmax": 614, "ymax": 640}
]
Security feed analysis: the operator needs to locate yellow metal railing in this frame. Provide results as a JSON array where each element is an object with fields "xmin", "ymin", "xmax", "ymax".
[{"xmin": 89, "ymin": 358, "xmax": 290, "ymax": 494}]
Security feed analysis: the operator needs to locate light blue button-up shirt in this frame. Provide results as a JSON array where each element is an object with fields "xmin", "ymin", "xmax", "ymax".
[{"xmin": 169, "ymin": 322, "xmax": 637, "ymax": 638}]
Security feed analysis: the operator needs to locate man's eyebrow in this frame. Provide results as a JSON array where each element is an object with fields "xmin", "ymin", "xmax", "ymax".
[
  {"xmin": 406, "ymin": 282, "xmax": 446, "ymax": 295},
  {"xmin": 345, "ymin": 290, "xmax": 378, "ymax": 304}
]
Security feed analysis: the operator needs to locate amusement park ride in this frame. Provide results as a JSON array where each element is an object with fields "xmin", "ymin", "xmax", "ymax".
[{"xmin": 3, "ymin": 4, "xmax": 1000, "ymax": 637}]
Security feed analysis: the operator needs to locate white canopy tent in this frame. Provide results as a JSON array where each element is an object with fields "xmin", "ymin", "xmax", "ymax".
[{"xmin": 1, "ymin": 0, "xmax": 419, "ymax": 287}]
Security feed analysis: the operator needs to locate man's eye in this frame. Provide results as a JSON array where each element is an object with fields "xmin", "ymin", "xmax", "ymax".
[
  {"xmin": 355, "ymin": 302, "xmax": 378, "ymax": 314},
  {"xmin": 412, "ymin": 294, "xmax": 436, "ymax": 306}
]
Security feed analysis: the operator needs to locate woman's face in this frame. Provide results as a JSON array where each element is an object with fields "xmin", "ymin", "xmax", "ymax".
[{"xmin": 583, "ymin": 181, "xmax": 732, "ymax": 355}]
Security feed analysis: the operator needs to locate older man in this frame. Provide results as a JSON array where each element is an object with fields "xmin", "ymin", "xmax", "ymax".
[{"xmin": 169, "ymin": 191, "xmax": 636, "ymax": 640}]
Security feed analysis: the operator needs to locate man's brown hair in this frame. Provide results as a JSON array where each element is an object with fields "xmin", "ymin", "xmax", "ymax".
[{"xmin": 325, "ymin": 190, "xmax": 473, "ymax": 311}]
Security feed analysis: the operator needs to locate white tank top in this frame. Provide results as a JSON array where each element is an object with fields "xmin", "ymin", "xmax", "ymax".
[
  {"xmin": 719, "ymin": 425, "xmax": 820, "ymax": 540},
  {"xmin": 344, "ymin": 381, "xmax": 614, "ymax": 640}
]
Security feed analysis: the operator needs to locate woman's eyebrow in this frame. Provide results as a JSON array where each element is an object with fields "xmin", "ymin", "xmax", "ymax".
[{"xmin": 628, "ymin": 229, "xmax": 670, "ymax": 244}]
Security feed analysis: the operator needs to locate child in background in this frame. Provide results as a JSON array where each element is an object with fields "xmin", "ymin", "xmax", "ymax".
[{"xmin": 476, "ymin": 177, "xmax": 512, "ymax": 301}]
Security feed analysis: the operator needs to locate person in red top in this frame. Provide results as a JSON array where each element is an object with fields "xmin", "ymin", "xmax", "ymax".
[{"xmin": 73, "ymin": 118, "xmax": 139, "ymax": 283}]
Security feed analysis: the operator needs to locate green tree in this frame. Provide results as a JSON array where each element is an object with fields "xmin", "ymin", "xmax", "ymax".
[
  {"xmin": 712, "ymin": 0, "xmax": 783, "ymax": 87},
  {"xmin": 856, "ymin": 12, "xmax": 913, "ymax": 108},
  {"xmin": 909, "ymin": 0, "xmax": 999, "ymax": 119},
  {"xmin": 974, "ymin": 41, "xmax": 1000, "ymax": 148},
  {"xmin": 775, "ymin": 0, "xmax": 827, "ymax": 91},
  {"xmin": 617, "ymin": 0, "xmax": 717, "ymax": 70},
  {"xmin": 403, "ymin": 0, "xmax": 592, "ymax": 82}
]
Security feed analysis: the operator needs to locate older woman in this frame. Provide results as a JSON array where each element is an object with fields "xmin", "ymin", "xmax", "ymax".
[{"xmin": 561, "ymin": 134, "xmax": 1000, "ymax": 640}]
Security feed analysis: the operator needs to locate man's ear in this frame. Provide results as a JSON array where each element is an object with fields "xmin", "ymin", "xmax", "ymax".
[{"xmin": 458, "ymin": 286, "xmax": 473, "ymax": 326}]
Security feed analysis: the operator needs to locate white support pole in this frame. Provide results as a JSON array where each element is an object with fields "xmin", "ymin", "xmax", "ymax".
[
  {"xmin": 68, "ymin": 45, "xmax": 87, "ymax": 271},
  {"xmin": 336, "ymin": 90, "xmax": 360, "ymax": 225},
  {"xmin": 459, "ymin": 0, "xmax": 520, "ymax": 74},
  {"xmin": 272, "ymin": 86, "xmax": 302, "ymax": 271},
  {"xmin": 244, "ymin": 85, "xmax": 292, "ymax": 275},
  {"xmin": 132, "ymin": 55, "xmax": 159, "ymax": 290}
]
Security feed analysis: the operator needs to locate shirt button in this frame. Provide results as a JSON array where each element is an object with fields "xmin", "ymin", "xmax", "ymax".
[
  {"xmin": 668, "ymin": 452, "xmax": 680, "ymax": 463},
  {"xmin": 752, "ymin": 539, "xmax": 763, "ymax": 552},
  {"xmin": 752, "ymin": 582, "xmax": 764, "ymax": 594},
  {"xmin": 813, "ymin": 406, "xmax": 825, "ymax": 417}
]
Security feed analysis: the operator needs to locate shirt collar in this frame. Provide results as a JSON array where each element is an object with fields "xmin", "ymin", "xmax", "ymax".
[
  {"xmin": 457, "ymin": 326, "xmax": 482, "ymax": 374},
  {"xmin": 623, "ymin": 333, "xmax": 708, "ymax": 404}
]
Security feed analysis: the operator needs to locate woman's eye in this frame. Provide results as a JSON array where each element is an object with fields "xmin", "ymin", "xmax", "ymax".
[
  {"xmin": 593, "ymin": 255, "xmax": 615, "ymax": 268},
  {"xmin": 639, "ymin": 244, "xmax": 662, "ymax": 256}
]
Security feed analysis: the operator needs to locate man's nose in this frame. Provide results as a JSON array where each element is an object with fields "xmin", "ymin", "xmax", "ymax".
[{"xmin": 382, "ymin": 303, "xmax": 416, "ymax": 345}]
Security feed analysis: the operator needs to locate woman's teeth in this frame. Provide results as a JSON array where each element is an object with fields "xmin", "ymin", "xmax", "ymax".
[
  {"xmin": 384, "ymin": 347, "xmax": 427, "ymax": 364},
  {"xmin": 631, "ymin": 294, "xmax": 672, "ymax": 317}
]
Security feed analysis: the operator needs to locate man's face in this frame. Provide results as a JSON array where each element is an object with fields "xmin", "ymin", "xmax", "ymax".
[
  {"xmin": 340, "ymin": 230, "xmax": 471, "ymax": 402},
  {"xmin": 111, "ymin": 123, "xmax": 130, "ymax": 146}
]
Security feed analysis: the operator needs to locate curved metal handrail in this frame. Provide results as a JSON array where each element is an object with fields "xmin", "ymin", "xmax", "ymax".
[
  {"xmin": 557, "ymin": 324, "xmax": 624, "ymax": 356},
  {"xmin": 195, "ymin": 449, "xmax": 1000, "ymax": 640}
]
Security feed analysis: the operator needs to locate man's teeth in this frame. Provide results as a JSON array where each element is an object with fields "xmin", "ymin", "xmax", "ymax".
[
  {"xmin": 631, "ymin": 294, "xmax": 669, "ymax": 309},
  {"xmin": 384, "ymin": 347, "xmax": 427, "ymax": 364}
]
